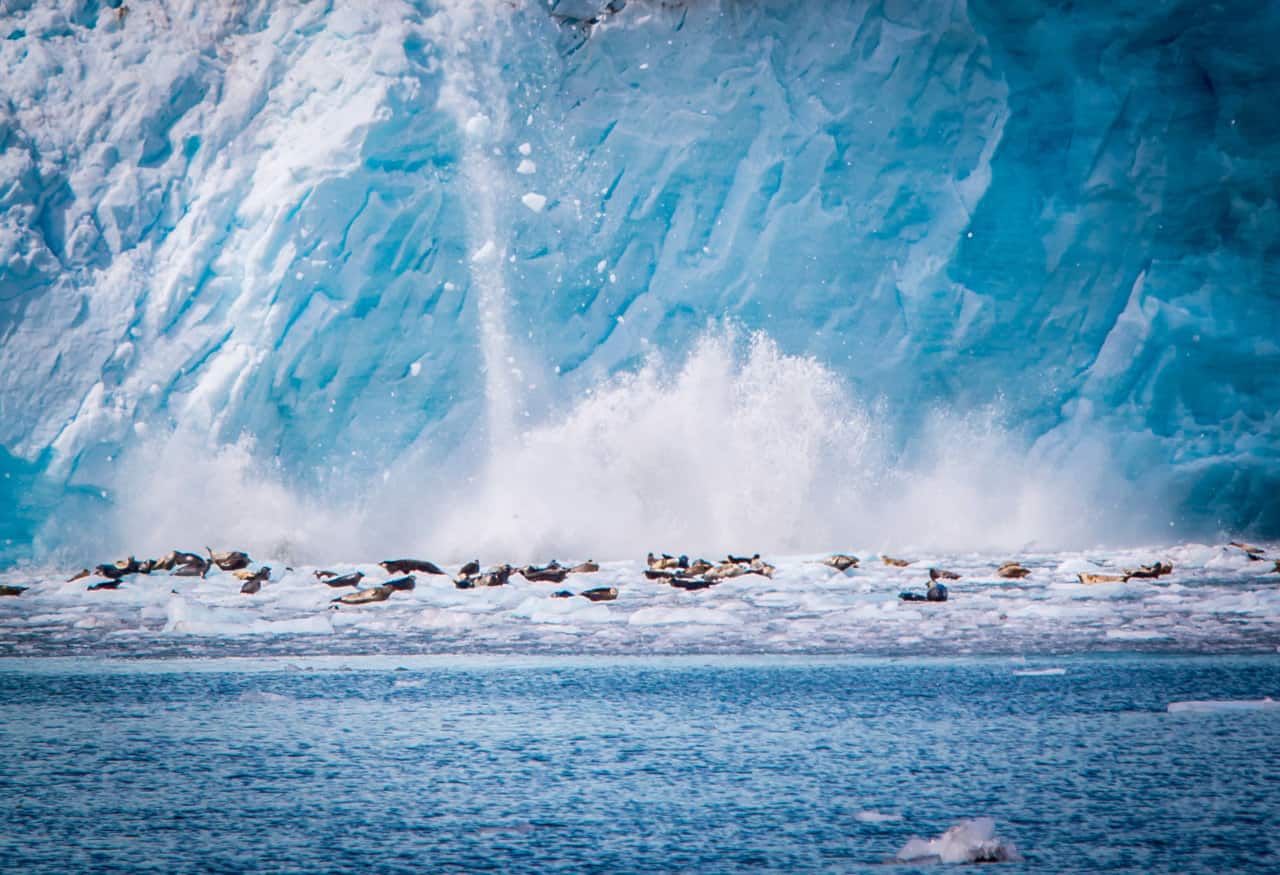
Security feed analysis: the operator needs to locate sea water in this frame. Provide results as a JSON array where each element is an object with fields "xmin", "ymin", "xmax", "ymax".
[{"xmin": 1, "ymin": 655, "xmax": 1276, "ymax": 872}]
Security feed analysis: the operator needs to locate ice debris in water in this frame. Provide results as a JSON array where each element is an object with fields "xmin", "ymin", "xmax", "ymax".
[
  {"xmin": 1167, "ymin": 697, "xmax": 1279, "ymax": 714},
  {"xmin": 896, "ymin": 817, "xmax": 1022, "ymax": 864},
  {"xmin": 521, "ymin": 192, "xmax": 547, "ymax": 212},
  {"xmin": 854, "ymin": 810, "xmax": 903, "ymax": 823}
]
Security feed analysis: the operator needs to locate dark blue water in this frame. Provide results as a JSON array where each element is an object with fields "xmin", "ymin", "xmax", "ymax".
[{"xmin": 1, "ymin": 656, "xmax": 1277, "ymax": 873}]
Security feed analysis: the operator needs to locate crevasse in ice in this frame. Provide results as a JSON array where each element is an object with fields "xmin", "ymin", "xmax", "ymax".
[{"xmin": 1, "ymin": 0, "xmax": 1277, "ymax": 562}]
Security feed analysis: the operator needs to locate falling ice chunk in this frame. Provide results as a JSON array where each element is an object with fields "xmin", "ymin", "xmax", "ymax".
[
  {"xmin": 517, "ymin": 159, "xmax": 536, "ymax": 175},
  {"xmin": 471, "ymin": 240, "xmax": 497, "ymax": 262},
  {"xmin": 465, "ymin": 114, "xmax": 491, "ymax": 140},
  {"xmin": 522, "ymin": 192, "xmax": 547, "ymax": 213}
]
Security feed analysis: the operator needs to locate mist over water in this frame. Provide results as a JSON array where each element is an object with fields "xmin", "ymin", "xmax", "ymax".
[{"xmin": 93, "ymin": 327, "xmax": 1144, "ymax": 566}]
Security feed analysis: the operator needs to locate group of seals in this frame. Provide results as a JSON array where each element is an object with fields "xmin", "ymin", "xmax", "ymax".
[
  {"xmin": 1078, "ymin": 561, "xmax": 1174, "ymax": 585},
  {"xmin": 450, "ymin": 559, "xmax": 600, "ymax": 591},
  {"xmin": 70, "ymin": 547, "xmax": 253, "ymax": 589},
  {"xmin": 643, "ymin": 552, "xmax": 776, "ymax": 591}
]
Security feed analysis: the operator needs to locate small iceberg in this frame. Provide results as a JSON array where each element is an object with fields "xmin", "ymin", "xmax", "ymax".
[
  {"xmin": 1167, "ymin": 697, "xmax": 1279, "ymax": 714},
  {"xmin": 896, "ymin": 817, "xmax": 1022, "ymax": 864},
  {"xmin": 1012, "ymin": 667, "xmax": 1067, "ymax": 677},
  {"xmin": 854, "ymin": 810, "xmax": 902, "ymax": 824}
]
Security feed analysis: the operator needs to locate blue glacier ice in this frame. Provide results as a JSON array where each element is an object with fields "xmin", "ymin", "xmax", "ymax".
[{"xmin": 0, "ymin": 0, "xmax": 1277, "ymax": 565}]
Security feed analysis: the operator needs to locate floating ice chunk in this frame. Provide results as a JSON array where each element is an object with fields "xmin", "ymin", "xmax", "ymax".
[
  {"xmin": 516, "ymin": 159, "xmax": 536, "ymax": 174},
  {"xmin": 1013, "ymin": 667, "xmax": 1067, "ymax": 676},
  {"xmin": 238, "ymin": 690, "xmax": 293, "ymax": 704},
  {"xmin": 521, "ymin": 192, "xmax": 547, "ymax": 213},
  {"xmin": 854, "ymin": 810, "xmax": 903, "ymax": 823},
  {"xmin": 896, "ymin": 817, "xmax": 1021, "ymax": 864},
  {"xmin": 471, "ymin": 240, "xmax": 497, "ymax": 262},
  {"xmin": 409, "ymin": 361, "xmax": 422, "ymax": 377},
  {"xmin": 1167, "ymin": 697, "xmax": 1279, "ymax": 714},
  {"xmin": 518, "ymin": 142, "xmax": 532, "ymax": 155}
]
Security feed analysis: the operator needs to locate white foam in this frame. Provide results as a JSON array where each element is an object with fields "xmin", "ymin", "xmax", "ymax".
[
  {"xmin": 897, "ymin": 817, "xmax": 1022, "ymax": 864},
  {"xmin": 1013, "ymin": 667, "xmax": 1067, "ymax": 676}
]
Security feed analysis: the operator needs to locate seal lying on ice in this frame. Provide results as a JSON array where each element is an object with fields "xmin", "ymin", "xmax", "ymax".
[{"xmin": 380, "ymin": 559, "xmax": 444, "ymax": 575}]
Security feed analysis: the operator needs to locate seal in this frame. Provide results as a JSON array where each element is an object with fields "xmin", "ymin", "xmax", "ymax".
[
  {"xmin": 474, "ymin": 565, "xmax": 513, "ymax": 587},
  {"xmin": 646, "ymin": 552, "xmax": 685, "ymax": 571},
  {"xmin": 823, "ymin": 554, "xmax": 859, "ymax": 572},
  {"xmin": 88, "ymin": 579, "xmax": 122, "ymax": 591},
  {"xmin": 670, "ymin": 576, "xmax": 717, "ymax": 591},
  {"xmin": 996, "ymin": 562, "xmax": 1030, "ymax": 579},
  {"xmin": 380, "ymin": 559, "xmax": 444, "ymax": 576},
  {"xmin": 1124, "ymin": 561, "xmax": 1173, "ymax": 579},
  {"xmin": 569, "ymin": 560, "xmax": 599, "ymax": 574},
  {"xmin": 0, "ymin": 584, "xmax": 26, "ymax": 597},
  {"xmin": 580, "ymin": 586, "xmax": 618, "ymax": 602},
  {"xmin": 551, "ymin": 590, "xmax": 574, "ymax": 599},
  {"xmin": 521, "ymin": 563, "xmax": 568, "ymax": 583},
  {"xmin": 207, "ymin": 548, "xmax": 250, "ymax": 572},
  {"xmin": 323, "ymin": 571, "xmax": 364, "ymax": 588},
  {"xmin": 332, "ymin": 585, "xmax": 393, "ymax": 605},
  {"xmin": 381, "ymin": 574, "xmax": 417, "ymax": 592},
  {"xmin": 900, "ymin": 579, "xmax": 948, "ymax": 602},
  {"xmin": 703, "ymin": 562, "xmax": 745, "ymax": 581},
  {"xmin": 238, "ymin": 567, "xmax": 271, "ymax": 594},
  {"xmin": 749, "ymin": 556, "xmax": 775, "ymax": 578},
  {"xmin": 67, "ymin": 569, "xmax": 91, "ymax": 583},
  {"xmin": 882, "ymin": 556, "xmax": 911, "ymax": 568},
  {"xmin": 1078, "ymin": 573, "xmax": 1127, "ymax": 585},
  {"xmin": 1229, "ymin": 541, "xmax": 1266, "ymax": 561},
  {"xmin": 930, "ymin": 568, "xmax": 961, "ymax": 581},
  {"xmin": 684, "ymin": 559, "xmax": 714, "ymax": 576}
]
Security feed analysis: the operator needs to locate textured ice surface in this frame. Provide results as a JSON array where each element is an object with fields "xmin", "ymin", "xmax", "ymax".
[
  {"xmin": 2, "ymin": 542, "xmax": 1278, "ymax": 657},
  {"xmin": 1, "ymin": 0, "xmax": 1279, "ymax": 564}
]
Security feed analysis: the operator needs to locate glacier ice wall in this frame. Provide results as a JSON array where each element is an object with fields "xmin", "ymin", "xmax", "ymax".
[{"xmin": 0, "ymin": 0, "xmax": 1278, "ymax": 564}]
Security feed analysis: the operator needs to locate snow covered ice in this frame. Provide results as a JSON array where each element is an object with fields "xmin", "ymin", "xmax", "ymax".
[{"xmin": 2, "ymin": 542, "xmax": 1278, "ymax": 656}]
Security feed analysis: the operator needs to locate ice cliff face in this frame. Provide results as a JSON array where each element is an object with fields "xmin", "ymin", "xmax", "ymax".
[{"xmin": 0, "ymin": 0, "xmax": 1277, "ymax": 563}]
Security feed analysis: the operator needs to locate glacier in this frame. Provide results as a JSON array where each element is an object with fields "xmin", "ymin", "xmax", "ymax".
[{"xmin": 1, "ymin": 0, "xmax": 1278, "ymax": 566}]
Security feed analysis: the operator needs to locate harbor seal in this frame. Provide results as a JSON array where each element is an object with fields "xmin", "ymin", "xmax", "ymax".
[
  {"xmin": 930, "ymin": 568, "xmax": 961, "ymax": 581},
  {"xmin": 67, "ymin": 569, "xmax": 91, "ymax": 583},
  {"xmin": 88, "ymin": 579, "xmax": 122, "ymax": 591},
  {"xmin": 332, "ymin": 585, "xmax": 393, "ymax": 605},
  {"xmin": 646, "ymin": 552, "xmax": 685, "ymax": 571},
  {"xmin": 0, "ymin": 585, "xmax": 26, "ymax": 597},
  {"xmin": 1124, "ymin": 561, "xmax": 1173, "ymax": 579},
  {"xmin": 569, "ymin": 560, "xmax": 599, "ymax": 573},
  {"xmin": 381, "ymin": 575, "xmax": 417, "ymax": 592},
  {"xmin": 238, "ymin": 567, "xmax": 271, "ymax": 594},
  {"xmin": 1078, "ymin": 573, "xmax": 1128, "ymax": 585},
  {"xmin": 551, "ymin": 590, "xmax": 574, "ymax": 598},
  {"xmin": 474, "ymin": 565, "xmax": 513, "ymax": 587},
  {"xmin": 882, "ymin": 556, "xmax": 911, "ymax": 568},
  {"xmin": 823, "ymin": 554, "xmax": 859, "ymax": 572},
  {"xmin": 521, "ymin": 563, "xmax": 568, "ymax": 583},
  {"xmin": 997, "ymin": 562, "xmax": 1031, "ymax": 579},
  {"xmin": 380, "ymin": 559, "xmax": 444, "ymax": 575},
  {"xmin": 670, "ymin": 576, "xmax": 717, "ymax": 591},
  {"xmin": 580, "ymin": 586, "xmax": 618, "ymax": 602},
  {"xmin": 207, "ymin": 548, "xmax": 250, "ymax": 571},
  {"xmin": 323, "ymin": 571, "xmax": 364, "ymax": 588},
  {"xmin": 1229, "ymin": 541, "xmax": 1266, "ymax": 561}
]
